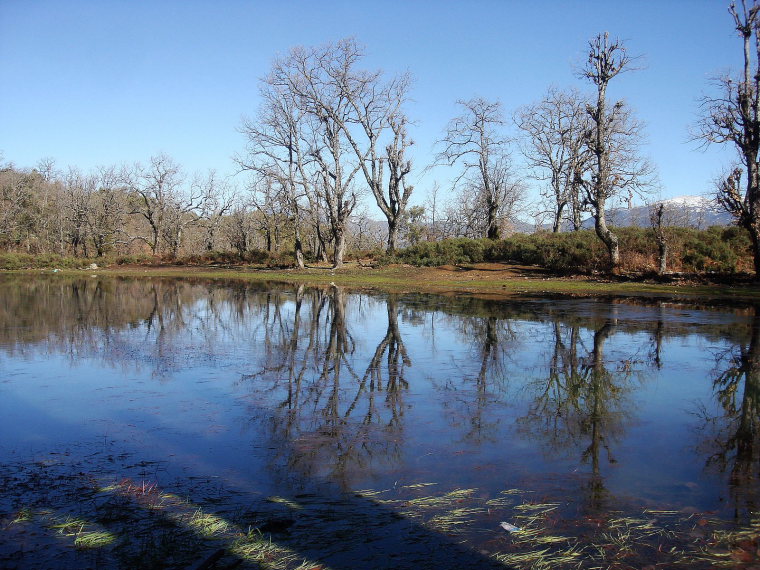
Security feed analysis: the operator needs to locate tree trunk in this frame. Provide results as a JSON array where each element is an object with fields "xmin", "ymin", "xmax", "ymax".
[
  {"xmin": 315, "ymin": 224, "xmax": 328, "ymax": 262},
  {"xmin": 294, "ymin": 225, "xmax": 305, "ymax": 269},
  {"xmin": 151, "ymin": 226, "xmax": 160, "ymax": 255},
  {"xmin": 594, "ymin": 202, "xmax": 619, "ymax": 271},
  {"xmin": 657, "ymin": 239, "xmax": 667, "ymax": 275},
  {"xmin": 332, "ymin": 226, "xmax": 346, "ymax": 269},
  {"xmin": 552, "ymin": 202, "xmax": 567, "ymax": 233},
  {"xmin": 387, "ymin": 219, "xmax": 398, "ymax": 254},
  {"xmin": 486, "ymin": 196, "xmax": 499, "ymax": 240},
  {"xmin": 571, "ymin": 184, "xmax": 583, "ymax": 231},
  {"xmin": 205, "ymin": 227, "xmax": 215, "ymax": 251}
]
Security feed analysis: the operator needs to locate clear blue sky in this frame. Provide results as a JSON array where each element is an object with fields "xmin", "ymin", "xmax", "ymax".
[{"xmin": 0, "ymin": 0, "xmax": 742, "ymax": 216}]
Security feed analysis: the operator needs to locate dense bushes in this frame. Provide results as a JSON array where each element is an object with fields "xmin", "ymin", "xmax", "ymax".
[
  {"xmin": 384, "ymin": 238, "xmax": 488, "ymax": 266},
  {"xmin": 0, "ymin": 253, "xmax": 91, "ymax": 270},
  {"xmin": 1, "ymin": 225, "xmax": 753, "ymax": 276},
  {"xmin": 385, "ymin": 226, "xmax": 753, "ymax": 275}
]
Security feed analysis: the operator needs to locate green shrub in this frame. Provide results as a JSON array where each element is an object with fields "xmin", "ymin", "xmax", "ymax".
[
  {"xmin": 0, "ymin": 252, "xmax": 87, "ymax": 270},
  {"xmin": 387, "ymin": 238, "xmax": 491, "ymax": 266},
  {"xmin": 387, "ymin": 225, "xmax": 754, "ymax": 275}
]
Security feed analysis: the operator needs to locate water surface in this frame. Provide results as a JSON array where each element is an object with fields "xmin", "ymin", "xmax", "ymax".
[{"xmin": 0, "ymin": 276, "xmax": 758, "ymax": 568}]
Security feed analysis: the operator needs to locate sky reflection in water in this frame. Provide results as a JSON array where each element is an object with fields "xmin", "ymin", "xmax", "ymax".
[{"xmin": 1, "ymin": 276, "xmax": 759, "ymax": 566}]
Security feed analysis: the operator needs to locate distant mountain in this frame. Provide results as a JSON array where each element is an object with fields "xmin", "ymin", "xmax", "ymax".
[
  {"xmin": 597, "ymin": 195, "xmax": 733, "ymax": 229},
  {"xmin": 520, "ymin": 196, "xmax": 732, "ymax": 232}
]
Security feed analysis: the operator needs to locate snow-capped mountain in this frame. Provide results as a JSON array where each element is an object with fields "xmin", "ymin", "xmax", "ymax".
[{"xmin": 583, "ymin": 195, "xmax": 733, "ymax": 229}]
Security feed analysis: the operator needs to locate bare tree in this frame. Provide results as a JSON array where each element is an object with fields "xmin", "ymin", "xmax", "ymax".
[
  {"xmin": 292, "ymin": 38, "xmax": 415, "ymax": 254},
  {"xmin": 125, "ymin": 154, "xmax": 206, "ymax": 257},
  {"xmin": 516, "ymin": 87, "xmax": 590, "ymax": 232},
  {"xmin": 125, "ymin": 154, "xmax": 182, "ymax": 255},
  {"xmin": 0, "ymin": 167, "xmax": 45, "ymax": 252},
  {"xmin": 697, "ymin": 1, "xmax": 760, "ymax": 275},
  {"xmin": 239, "ymin": 76, "xmax": 312, "ymax": 267},
  {"xmin": 268, "ymin": 42, "xmax": 368, "ymax": 268},
  {"xmin": 580, "ymin": 33, "xmax": 653, "ymax": 271},
  {"xmin": 62, "ymin": 168, "xmax": 94, "ymax": 256},
  {"xmin": 224, "ymin": 202, "xmax": 256, "ymax": 258},
  {"xmin": 88, "ymin": 166, "xmax": 126, "ymax": 257},
  {"xmin": 247, "ymin": 175, "xmax": 289, "ymax": 254},
  {"xmin": 424, "ymin": 181, "xmax": 443, "ymax": 241},
  {"xmin": 649, "ymin": 203, "xmax": 669, "ymax": 275},
  {"xmin": 380, "ymin": 115, "xmax": 414, "ymax": 252},
  {"xmin": 437, "ymin": 97, "xmax": 521, "ymax": 239},
  {"xmin": 241, "ymin": 39, "xmax": 416, "ymax": 263}
]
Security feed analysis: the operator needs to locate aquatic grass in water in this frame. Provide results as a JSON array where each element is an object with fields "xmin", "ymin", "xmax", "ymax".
[
  {"xmin": 101, "ymin": 478, "xmax": 328, "ymax": 569},
  {"xmin": 74, "ymin": 530, "xmax": 117, "ymax": 548},
  {"xmin": 188, "ymin": 508, "xmax": 230, "ymax": 537},
  {"xmin": 266, "ymin": 495, "xmax": 304, "ymax": 511},
  {"xmin": 38, "ymin": 512, "xmax": 119, "ymax": 549},
  {"xmin": 9, "ymin": 507, "xmax": 34, "ymax": 525},
  {"xmin": 230, "ymin": 529, "xmax": 328, "ymax": 570},
  {"xmin": 355, "ymin": 484, "xmax": 760, "ymax": 569}
]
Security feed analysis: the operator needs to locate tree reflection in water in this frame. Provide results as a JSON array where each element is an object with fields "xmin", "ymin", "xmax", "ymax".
[
  {"xmin": 4, "ymin": 276, "xmax": 760, "ymax": 543},
  {"xmin": 518, "ymin": 317, "xmax": 636, "ymax": 511},
  {"xmin": 241, "ymin": 285, "xmax": 411, "ymax": 487},
  {"xmin": 439, "ymin": 315, "xmax": 516, "ymax": 444},
  {"xmin": 699, "ymin": 310, "xmax": 760, "ymax": 521}
]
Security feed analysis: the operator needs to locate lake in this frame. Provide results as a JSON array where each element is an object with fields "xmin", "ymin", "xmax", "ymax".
[{"xmin": 1, "ymin": 275, "xmax": 758, "ymax": 569}]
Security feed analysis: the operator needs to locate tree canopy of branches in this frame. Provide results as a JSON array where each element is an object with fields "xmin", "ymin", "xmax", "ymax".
[
  {"xmin": 580, "ymin": 33, "xmax": 653, "ymax": 271},
  {"xmin": 516, "ymin": 87, "xmax": 590, "ymax": 232},
  {"xmin": 238, "ymin": 72, "xmax": 311, "ymax": 267},
  {"xmin": 125, "ymin": 154, "xmax": 220, "ymax": 258},
  {"xmin": 697, "ymin": 1, "xmax": 760, "ymax": 276},
  {"xmin": 239, "ymin": 38, "xmax": 415, "ymax": 265},
  {"xmin": 437, "ymin": 97, "xmax": 522, "ymax": 239}
]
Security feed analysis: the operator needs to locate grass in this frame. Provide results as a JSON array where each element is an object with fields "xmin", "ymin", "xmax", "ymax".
[
  {"xmin": 230, "ymin": 529, "xmax": 323, "ymax": 570},
  {"xmin": 187, "ymin": 508, "xmax": 230, "ymax": 537},
  {"xmin": 74, "ymin": 530, "xmax": 118, "ymax": 548},
  {"xmin": 265, "ymin": 495, "xmax": 304, "ymax": 510},
  {"xmin": 99, "ymin": 480, "xmax": 325, "ymax": 569},
  {"xmin": 5, "ymin": 468, "xmax": 759, "ymax": 569},
  {"xmin": 12, "ymin": 262, "xmax": 760, "ymax": 302},
  {"xmin": 356, "ymin": 484, "xmax": 760, "ymax": 569}
]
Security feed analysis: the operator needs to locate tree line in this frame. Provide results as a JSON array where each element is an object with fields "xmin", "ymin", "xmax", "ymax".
[{"xmin": 2, "ymin": 5, "xmax": 760, "ymax": 273}]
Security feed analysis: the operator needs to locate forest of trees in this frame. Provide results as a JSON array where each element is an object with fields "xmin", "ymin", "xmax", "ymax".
[{"xmin": 2, "ymin": 8, "xmax": 759, "ymax": 274}]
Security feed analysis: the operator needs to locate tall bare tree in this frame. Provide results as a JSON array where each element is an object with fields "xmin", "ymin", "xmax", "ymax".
[
  {"xmin": 62, "ymin": 168, "xmax": 94, "ymax": 256},
  {"xmin": 88, "ymin": 166, "xmax": 126, "ymax": 257},
  {"xmin": 437, "ymin": 97, "xmax": 520, "ymax": 239},
  {"xmin": 697, "ymin": 1, "xmax": 760, "ymax": 275},
  {"xmin": 338, "ymin": 51, "xmax": 414, "ymax": 253},
  {"xmin": 580, "ymin": 33, "xmax": 653, "ymax": 271},
  {"xmin": 267, "ymin": 42, "xmax": 368, "ymax": 268},
  {"xmin": 516, "ymin": 87, "xmax": 590, "ymax": 232},
  {"xmin": 197, "ymin": 171, "xmax": 234, "ymax": 253},
  {"xmin": 239, "ymin": 76, "xmax": 311, "ymax": 267},
  {"xmin": 379, "ymin": 115, "xmax": 414, "ymax": 252}
]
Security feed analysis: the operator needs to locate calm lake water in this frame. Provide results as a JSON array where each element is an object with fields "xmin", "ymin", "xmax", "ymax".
[{"xmin": 1, "ymin": 275, "xmax": 758, "ymax": 569}]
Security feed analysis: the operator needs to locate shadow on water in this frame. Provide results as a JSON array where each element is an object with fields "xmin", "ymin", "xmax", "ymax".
[{"xmin": 2, "ymin": 275, "xmax": 760, "ymax": 568}]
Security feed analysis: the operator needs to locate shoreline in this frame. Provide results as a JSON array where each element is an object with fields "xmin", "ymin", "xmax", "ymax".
[{"xmin": 4, "ymin": 261, "xmax": 760, "ymax": 303}]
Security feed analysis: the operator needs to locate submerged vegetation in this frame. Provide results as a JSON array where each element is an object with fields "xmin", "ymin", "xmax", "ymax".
[{"xmin": 4, "ymin": 460, "xmax": 759, "ymax": 570}]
